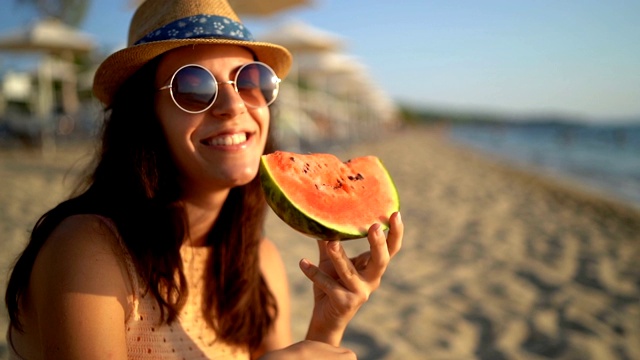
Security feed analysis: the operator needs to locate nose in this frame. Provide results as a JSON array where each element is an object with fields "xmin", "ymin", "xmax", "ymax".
[{"xmin": 210, "ymin": 81, "xmax": 245, "ymax": 119}]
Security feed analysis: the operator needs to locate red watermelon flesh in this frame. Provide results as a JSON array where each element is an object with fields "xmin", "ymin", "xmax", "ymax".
[{"xmin": 259, "ymin": 151, "xmax": 400, "ymax": 240}]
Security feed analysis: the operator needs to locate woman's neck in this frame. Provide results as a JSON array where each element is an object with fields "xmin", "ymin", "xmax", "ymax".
[{"xmin": 181, "ymin": 188, "xmax": 230, "ymax": 247}]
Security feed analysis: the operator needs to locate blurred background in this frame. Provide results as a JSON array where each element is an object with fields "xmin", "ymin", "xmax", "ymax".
[
  {"xmin": 1, "ymin": 1, "xmax": 639, "ymax": 359},
  {"xmin": 0, "ymin": 0, "xmax": 402, "ymax": 154},
  {"xmin": 0, "ymin": 0, "xmax": 638, "ymax": 207}
]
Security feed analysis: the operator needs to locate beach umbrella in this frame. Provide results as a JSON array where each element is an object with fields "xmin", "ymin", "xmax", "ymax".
[
  {"xmin": 0, "ymin": 18, "xmax": 95, "ymax": 54},
  {"xmin": 259, "ymin": 20, "xmax": 345, "ymax": 53},
  {"xmin": 296, "ymin": 51, "xmax": 364, "ymax": 75},
  {"xmin": 259, "ymin": 21, "xmax": 346, "ymax": 150},
  {"xmin": 0, "ymin": 18, "xmax": 96, "ymax": 119},
  {"xmin": 229, "ymin": 0, "xmax": 312, "ymax": 16},
  {"xmin": 295, "ymin": 52, "xmax": 365, "ymax": 135},
  {"xmin": 297, "ymin": 51, "xmax": 398, "ymax": 137},
  {"xmin": 128, "ymin": 0, "xmax": 312, "ymax": 16}
]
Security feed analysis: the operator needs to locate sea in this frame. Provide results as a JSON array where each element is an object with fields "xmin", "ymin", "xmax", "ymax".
[{"xmin": 447, "ymin": 121, "xmax": 640, "ymax": 210}]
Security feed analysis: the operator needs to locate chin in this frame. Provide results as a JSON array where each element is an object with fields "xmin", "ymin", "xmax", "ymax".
[{"xmin": 214, "ymin": 166, "xmax": 259, "ymax": 188}]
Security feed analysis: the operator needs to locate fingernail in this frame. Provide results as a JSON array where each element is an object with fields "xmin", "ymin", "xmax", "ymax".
[
  {"xmin": 328, "ymin": 241, "xmax": 340, "ymax": 252},
  {"xmin": 372, "ymin": 223, "xmax": 382, "ymax": 235},
  {"xmin": 300, "ymin": 259, "xmax": 311, "ymax": 269},
  {"xmin": 396, "ymin": 211, "xmax": 402, "ymax": 222}
]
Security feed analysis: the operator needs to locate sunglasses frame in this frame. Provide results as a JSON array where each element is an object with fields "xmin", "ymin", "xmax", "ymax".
[{"xmin": 158, "ymin": 61, "xmax": 281, "ymax": 114}]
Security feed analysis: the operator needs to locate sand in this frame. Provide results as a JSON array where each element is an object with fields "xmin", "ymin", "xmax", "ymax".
[{"xmin": 1, "ymin": 125, "xmax": 639, "ymax": 359}]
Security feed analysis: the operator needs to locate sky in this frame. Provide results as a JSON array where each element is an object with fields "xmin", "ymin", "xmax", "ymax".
[{"xmin": 0, "ymin": 0, "xmax": 639, "ymax": 122}]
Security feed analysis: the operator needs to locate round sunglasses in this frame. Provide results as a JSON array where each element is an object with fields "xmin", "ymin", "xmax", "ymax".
[{"xmin": 158, "ymin": 61, "xmax": 281, "ymax": 113}]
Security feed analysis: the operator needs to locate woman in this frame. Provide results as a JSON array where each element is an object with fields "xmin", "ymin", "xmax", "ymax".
[{"xmin": 4, "ymin": 0, "xmax": 403, "ymax": 358}]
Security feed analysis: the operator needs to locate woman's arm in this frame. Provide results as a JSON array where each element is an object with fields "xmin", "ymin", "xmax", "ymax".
[
  {"xmin": 301, "ymin": 211, "xmax": 404, "ymax": 346},
  {"xmin": 28, "ymin": 215, "xmax": 131, "ymax": 359},
  {"xmin": 254, "ymin": 238, "xmax": 293, "ymax": 357},
  {"xmin": 254, "ymin": 238, "xmax": 356, "ymax": 360}
]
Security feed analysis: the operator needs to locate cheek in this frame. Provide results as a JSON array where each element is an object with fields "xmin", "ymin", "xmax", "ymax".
[
  {"xmin": 156, "ymin": 102, "xmax": 197, "ymax": 162},
  {"xmin": 250, "ymin": 108, "xmax": 270, "ymax": 145},
  {"xmin": 156, "ymin": 94, "xmax": 190, "ymax": 136}
]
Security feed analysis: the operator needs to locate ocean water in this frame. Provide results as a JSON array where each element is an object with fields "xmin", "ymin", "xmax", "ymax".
[{"xmin": 447, "ymin": 122, "xmax": 640, "ymax": 210}]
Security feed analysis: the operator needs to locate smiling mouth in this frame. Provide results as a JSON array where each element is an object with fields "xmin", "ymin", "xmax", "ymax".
[{"xmin": 203, "ymin": 132, "xmax": 250, "ymax": 146}]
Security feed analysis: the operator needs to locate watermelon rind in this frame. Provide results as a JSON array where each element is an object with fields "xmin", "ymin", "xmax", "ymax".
[{"xmin": 259, "ymin": 154, "xmax": 398, "ymax": 241}]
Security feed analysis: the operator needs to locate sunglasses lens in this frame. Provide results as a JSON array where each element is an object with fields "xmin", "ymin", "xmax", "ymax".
[
  {"xmin": 236, "ymin": 63, "xmax": 279, "ymax": 108},
  {"xmin": 172, "ymin": 66, "xmax": 216, "ymax": 112}
]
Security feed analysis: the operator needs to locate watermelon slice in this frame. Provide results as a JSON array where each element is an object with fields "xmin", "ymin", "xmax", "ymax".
[{"xmin": 259, "ymin": 151, "xmax": 400, "ymax": 240}]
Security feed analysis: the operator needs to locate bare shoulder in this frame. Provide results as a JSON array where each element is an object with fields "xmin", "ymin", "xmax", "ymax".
[
  {"xmin": 256, "ymin": 238, "xmax": 293, "ymax": 353},
  {"xmin": 36, "ymin": 214, "xmax": 122, "ymax": 274},
  {"xmin": 31, "ymin": 214, "xmax": 132, "ymax": 307},
  {"xmin": 258, "ymin": 237, "xmax": 289, "ymax": 295},
  {"xmin": 259, "ymin": 237, "xmax": 289, "ymax": 279},
  {"xmin": 17, "ymin": 214, "xmax": 131, "ymax": 358},
  {"xmin": 259, "ymin": 237, "xmax": 283, "ymax": 263},
  {"xmin": 44, "ymin": 213, "xmax": 118, "ymax": 248}
]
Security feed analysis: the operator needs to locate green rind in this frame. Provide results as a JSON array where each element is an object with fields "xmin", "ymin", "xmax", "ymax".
[
  {"xmin": 259, "ymin": 155, "xmax": 399, "ymax": 241},
  {"xmin": 376, "ymin": 157, "xmax": 401, "ymax": 218}
]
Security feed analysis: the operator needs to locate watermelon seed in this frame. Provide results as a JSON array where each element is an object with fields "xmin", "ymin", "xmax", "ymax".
[
  {"xmin": 289, "ymin": 157, "xmax": 295, "ymax": 162},
  {"xmin": 356, "ymin": 173, "xmax": 364, "ymax": 180},
  {"xmin": 315, "ymin": 184, "xmax": 319, "ymax": 190}
]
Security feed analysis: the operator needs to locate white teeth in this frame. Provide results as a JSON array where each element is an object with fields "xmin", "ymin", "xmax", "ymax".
[{"xmin": 208, "ymin": 133, "xmax": 247, "ymax": 146}]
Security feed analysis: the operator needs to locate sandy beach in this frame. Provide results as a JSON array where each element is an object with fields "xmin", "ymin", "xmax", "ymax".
[{"xmin": 1, "ymin": 125, "xmax": 639, "ymax": 359}]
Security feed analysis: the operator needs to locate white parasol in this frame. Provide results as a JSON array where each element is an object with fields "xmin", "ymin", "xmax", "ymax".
[
  {"xmin": 229, "ymin": 0, "xmax": 312, "ymax": 16},
  {"xmin": 258, "ymin": 21, "xmax": 347, "ymax": 150},
  {"xmin": 259, "ymin": 20, "xmax": 344, "ymax": 53},
  {"xmin": 0, "ymin": 18, "xmax": 95, "ymax": 54},
  {"xmin": 0, "ymin": 18, "xmax": 96, "ymax": 120}
]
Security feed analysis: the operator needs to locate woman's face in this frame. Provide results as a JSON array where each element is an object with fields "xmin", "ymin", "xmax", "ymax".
[{"xmin": 154, "ymin": 45, "xmax": 271, "ymax": 194}]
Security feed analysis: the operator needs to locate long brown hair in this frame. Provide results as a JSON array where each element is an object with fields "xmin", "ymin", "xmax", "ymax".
[{"xmin": 5, "ymin": 56, "xmax": 277, "ymax": 351}]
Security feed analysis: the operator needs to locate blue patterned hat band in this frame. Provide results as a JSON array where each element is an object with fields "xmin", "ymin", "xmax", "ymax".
[
  {"xmin": 94, "ymin": 0, "xmax": 292, "ymax": 106},
  {"xmin": 135, "ymin": 14, "xmax": 254, "ymax": 45}
]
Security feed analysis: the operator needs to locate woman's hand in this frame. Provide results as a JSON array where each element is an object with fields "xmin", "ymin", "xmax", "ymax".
[
  {"xmin": 258, "ymin": 340, "xmax": 356, "ymax": 360},
  {"xmin": 300, "ymin": 211, "xmax": 403, "ymax": 346}
]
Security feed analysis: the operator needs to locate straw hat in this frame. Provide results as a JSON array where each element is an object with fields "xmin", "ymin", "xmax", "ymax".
[{"xmin": 92, "ymin": 0, "xmax": 292, "ymax": 106}]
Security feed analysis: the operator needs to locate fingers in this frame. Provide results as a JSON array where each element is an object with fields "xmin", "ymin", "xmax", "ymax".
[
  {"xmin": 326, "ymin": 241, "xmax": 362, "ymax": 289},
  {"xmin": 302, "ymin": 241, "xmax": 362, "ymax": 293},
  {"xmin": 317, "ymin": 239, "xmax": 331, "ymax": 263},
  {"xmin": 364, "ymin": 211, "xmax": 403, "ymax": 278},
  {"xmin": 302, "ymin": 211, "xmax": 404, "ymax": 296},
  {"xmin": 299, "ymin": 258, "xmax": 345, "ymax": 296},
  {"xmin": 386, "ymin": 211, "xmax": 404, "ymax": 257},
  {"xmin": 363, "ymin": 223, "xmax": 389, "ymax": 278}
]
